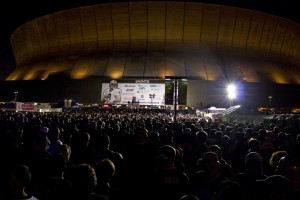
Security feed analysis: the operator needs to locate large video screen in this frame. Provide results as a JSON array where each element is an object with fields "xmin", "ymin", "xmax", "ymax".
[{"xmin": 101, "ymin": 80, "xmax": 165, "ymax": 105}]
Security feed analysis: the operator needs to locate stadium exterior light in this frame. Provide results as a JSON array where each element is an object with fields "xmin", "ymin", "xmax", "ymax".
[
  {"xmin": 227, "ymin": 84, "xmax": 236, "ymax": 99},
  {"xmin": 227, "ymin": 84, "xmax": 236, "ymax": 107}
]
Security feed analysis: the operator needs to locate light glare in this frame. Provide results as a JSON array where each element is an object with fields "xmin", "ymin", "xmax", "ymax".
[{"xmin": 227, "ymin": 84, "xmax": 237, "ymax": 99}]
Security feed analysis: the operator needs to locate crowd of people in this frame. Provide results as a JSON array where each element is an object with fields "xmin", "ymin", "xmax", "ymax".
[{"xmin": 0, "ymin": 107, "xmax": 299, "ymax": 200}]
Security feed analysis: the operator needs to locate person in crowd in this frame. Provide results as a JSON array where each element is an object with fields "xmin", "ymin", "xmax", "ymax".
[
  {"xmin": 31, "ymin": 157, "xmax": 72, "ymax": 200},
  {"xmin": 159, "ymin": 129, "xmax": 185, "ymax": 170},
  {"xmin": 94, "ymin": 134, "xmax": 123, "ymax": 168},
  {"xmin": 150, "ymin": 145, "xmax": 190, "ymax": 200},
  {"xmin": 215, "ymin": 180, "xmax": 243, "ymax": 200},
  {"xmin": 7, "ymin": 164, "xmax": 39, "ymax": 200},
  {"xmin": 47, "ymin": 125, "xmax": 63, "ymax": 155},
  {"xmin": 232, "ymin": 152, "xmax": 268, "ymax": 200},
  {"xmin": 70, "ymin": 163, "xmax": 110, "ymax": 200},
  {"xmin": 55, "ymin": 143, "xmax": 76, "ymax": 180},
  {"xmin": 247, "ymin": 138, "xmax": 261, "ymax": 153},
  {"xmin": 208, "ymin": 144, "xmax": 233, "ymax": 178},
  {"xmin": 70, "ymin": 131, "xmax": 96, "ymax": 165},
  {"xmin": 276, "ymin": 155, "xmax": 300, "ymax": 198},
  {"xmin": 190, "ymin": 151, "xmax": 229, "ymax": 200},
  {"xmin": 1, "ymin": 107, "xmax": 300, "ymax": 200},
  {"xmin": 28, "ymin": 134, "xmax": 52, "ymax": 166},
  {"xmin": 255, "ymin": 175, "xmax": 295, "ymax": 200},
  {"xmin": 265, "ymin": 150, "xmax": 288, "ymax": 175},
  {"xmin": 178, "ymin": 194, "xmax": 199, "ymax": 200},
  {"xmin": 94, "ymin": 133, "xmax": 124, "ymax": 188},
  {"xmin": 94, "ymin": 159, "xmax": 123, "ymax": 200},
  {"xmin": 27, "ymin": 134, "xmax": 53, "ymax": 189}
]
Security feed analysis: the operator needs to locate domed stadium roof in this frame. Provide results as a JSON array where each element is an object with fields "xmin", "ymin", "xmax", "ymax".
[{"xmin": 7, "ymin": 1, "xmax": 300, "ymax": 83}]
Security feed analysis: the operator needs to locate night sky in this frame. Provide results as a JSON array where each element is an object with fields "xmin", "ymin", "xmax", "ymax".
[{"xmin": 1, "ymin": 0, "xmax": 300, "ymax": 80}]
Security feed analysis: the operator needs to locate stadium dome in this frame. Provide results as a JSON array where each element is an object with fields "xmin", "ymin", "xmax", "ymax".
[{"xmin": 7, "ymin": 1, "xmax": 300, "ymax": 83}]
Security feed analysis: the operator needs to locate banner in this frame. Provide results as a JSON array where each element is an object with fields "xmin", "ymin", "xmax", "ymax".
[
  {"xmin": 101, "ymin": 80, "xmax": 165, "ymax": 105},
  {"xmin": 16, "ymin": 102, "xmax": 35, "ymax": 112}
]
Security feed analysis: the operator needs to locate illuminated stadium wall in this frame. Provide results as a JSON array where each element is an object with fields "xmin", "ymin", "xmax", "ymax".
[{"xmin": 8, "ymin": 1, "xmax": 300, "ymax": 83}]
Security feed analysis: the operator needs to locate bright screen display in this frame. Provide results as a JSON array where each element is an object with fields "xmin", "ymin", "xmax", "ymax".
[{"xmin": 101, "ymin": 80, "xmax": 165, "ymax": 105}]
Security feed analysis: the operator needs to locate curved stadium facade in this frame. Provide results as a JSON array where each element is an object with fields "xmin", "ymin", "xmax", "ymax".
[{"xmin": 5, "ymin": 1, "xmax": 300, "ymax": 107}]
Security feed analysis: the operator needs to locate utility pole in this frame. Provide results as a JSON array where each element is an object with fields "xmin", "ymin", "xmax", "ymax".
[{"xmin": 14, "ymin": 91, "xmax": 18, "ymax": 103}]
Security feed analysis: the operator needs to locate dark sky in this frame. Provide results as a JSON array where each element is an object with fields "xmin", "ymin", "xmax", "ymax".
[{"xmin": 1, "ymin": 0, "xmax": 300, "ymax": 80}]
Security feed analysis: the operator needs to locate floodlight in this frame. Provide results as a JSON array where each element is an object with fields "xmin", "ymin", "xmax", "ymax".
[{"xmin": 227, "ymin": 84, "xmax": 236, "ymax": 99}]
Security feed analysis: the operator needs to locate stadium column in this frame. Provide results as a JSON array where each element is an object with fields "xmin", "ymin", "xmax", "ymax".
[{"xmin": 174, "ymin": 79, "xmax": 178, "ymax": 122}]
